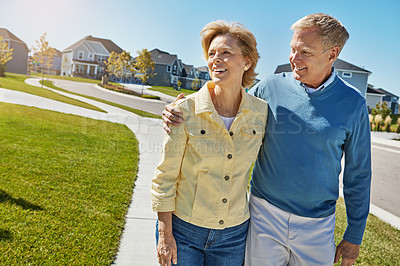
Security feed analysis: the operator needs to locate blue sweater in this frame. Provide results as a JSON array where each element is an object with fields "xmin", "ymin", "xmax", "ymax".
[{"xmin": 249, "ymin": 73, "xmax": 371, "ymax": 245}]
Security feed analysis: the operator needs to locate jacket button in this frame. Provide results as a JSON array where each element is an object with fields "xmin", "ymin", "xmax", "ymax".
[
  {"xmin": 227, "ymin": 154, "xmax": 232, "ymax": 159},
  {"xmin": 224, "ymin": 175, "xmax": 230, "ymax": 181},
  {"xmin": 219, "ymin": 220, "xmax": 224, "ymax": 225},
  {"xmin": 222, "ymin": 198, "xmax": 227, "ymax": 203},
  {"xmin": 201, "ymin": 130, "xmax": 205, "ymax": 134},
  {"xmin": 229, "ymin": 131, "xmax": 233, "ymax": 136}
]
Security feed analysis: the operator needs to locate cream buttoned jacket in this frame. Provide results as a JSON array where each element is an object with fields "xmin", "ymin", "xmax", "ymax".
[{"xmin": 151, "ymin": 84, "xmax": 268, "ymax": 229}]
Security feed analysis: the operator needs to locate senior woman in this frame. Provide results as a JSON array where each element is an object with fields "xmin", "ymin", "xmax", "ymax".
[{"xmin": 151, "ymin": 20, "xmax": 268, "ymax": 266}]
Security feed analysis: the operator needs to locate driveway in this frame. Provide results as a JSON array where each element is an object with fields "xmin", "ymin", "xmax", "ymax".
[{"xmin": 51, "ymin": 79, "xmax": 169, "ymax": 116}]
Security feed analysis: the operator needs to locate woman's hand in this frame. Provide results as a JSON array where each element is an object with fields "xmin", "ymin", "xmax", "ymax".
[
  {"xmin": 157, "ymin": 231, "xmax": 177, "ymax": 266},
  {"xmin": 157, "ymin": 212, "xmax": 177, "ymax": 265}
]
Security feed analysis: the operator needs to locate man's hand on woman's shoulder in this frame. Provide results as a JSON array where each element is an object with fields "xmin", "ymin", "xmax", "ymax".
[{"xmin": 162, "ymin": 93, "xmax": 185, "ymax": 133}]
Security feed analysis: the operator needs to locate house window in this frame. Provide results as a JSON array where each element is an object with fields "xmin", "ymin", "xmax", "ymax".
[
  {"xmin": 89, "ymin": 53, "xmax": 94, "ymax": 61},
  {"xmin": 190, "ymin": 70, "xmax": 193, "ymax": 76},
  {"xmin": 173, "ymin": 65, "xmax": 177, "ymax": 71},
  {"xmin": 205, "ymin": 73, "xmax": 209, "ymax": 79},
  {"xmin": 78, "ymin": 51, "xmax": 84, "ymax": 60},
  {"xmin": 167, "ymin": 65, "xmax": 171, "ymax": 72},
  {"xmin": 342, "ymin": 72, "xmax": 352, "ymax": 78}
]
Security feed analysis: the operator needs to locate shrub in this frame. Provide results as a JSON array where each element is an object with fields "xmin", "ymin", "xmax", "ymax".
[
  {"xmin": 141, "ymin": 94, "xmax": 160, "ymax": 100},
  {"xmin": 374, "ymin": 115, "xmax": 383, "ymax": 132},
  {"xmin": 384, "ymin": 116, "xmax": 392, "ymax": 132}
]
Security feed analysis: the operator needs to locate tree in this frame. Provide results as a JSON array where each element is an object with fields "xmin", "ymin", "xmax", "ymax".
[
  {"xmin": 371, "ymin": 101, "xmax": 391, "ymax": 120},
  {"xmin": 31, "ymin": 33, "xmax": 55, "ymax": 85},
  {"xmin": 118, "ymin": 50, "xmax": 136, "ymax": 83},
  {"xmin": 104, "ymin": 51, "xmax": 136, "ymax": 85},
  {"xmin": 134, "ymin": 48, "xmax": 156, "ymax": 94},
  {"xmin": 0, "ymin": 36, "xmax": 13, "ymax": 77}
]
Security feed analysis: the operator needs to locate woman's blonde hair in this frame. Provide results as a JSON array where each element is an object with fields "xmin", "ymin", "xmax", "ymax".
[{"xmin": 201, "ymin": 20, "xmax": 259, "ymax": 88}]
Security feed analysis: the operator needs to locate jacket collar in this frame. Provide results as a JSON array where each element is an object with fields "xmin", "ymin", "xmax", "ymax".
[{"xmin": 194, "ymin": 82, "xmax": 255, "ymax": 115}]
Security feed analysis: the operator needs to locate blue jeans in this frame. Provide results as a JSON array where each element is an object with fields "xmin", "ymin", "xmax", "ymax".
[{"xmin": 156, "ymin": 215, "xmax": 249, "ymax": 266}]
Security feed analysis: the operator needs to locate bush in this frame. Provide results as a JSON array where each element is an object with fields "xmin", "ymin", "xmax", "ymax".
[
  {"xmin": 384, "ymin": 116, "xmax": 392, "ymax": 132},
  {"xmin": 98, "ymin": 83, "xmax": 159, "ymax": 100},
  {"xmin": 141, "ymin": 94, "xmax": 160, "ymax": 100},
  {"xmin": 374, "ymin": 115, "xmax": 383, "ymax": 132},
  {"xmin": 392, "ymin": 114, "xmax": 400, "ymax": 124}
]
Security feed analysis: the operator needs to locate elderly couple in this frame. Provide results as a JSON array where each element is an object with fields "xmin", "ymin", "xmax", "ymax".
[{"xmin": 151, "ymin": 13, "xmax": 371, "ymax": 266}]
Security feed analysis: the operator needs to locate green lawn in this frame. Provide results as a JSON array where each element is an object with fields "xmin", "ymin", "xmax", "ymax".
[
  {"xmin": 148, "ymin": 85, "xmax": 197, "ymax": 97},
  {"xmin": 334, "ymin": 198, "xmax": 400, "ymax": 265},
  {"xmin": 0, "ymin": 73, "xmax": 106, "ymax": 113},
  {"xmin": 0, "ymin": 103, "xmax": 138, "ymax": 265}
]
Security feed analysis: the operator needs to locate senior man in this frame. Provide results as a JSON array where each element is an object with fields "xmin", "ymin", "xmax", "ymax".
[{"xmin": 162, "ymin": 13, "xmax": 371, "ymax": 266}]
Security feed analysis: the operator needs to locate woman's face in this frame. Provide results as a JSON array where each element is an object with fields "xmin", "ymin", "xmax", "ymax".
[{"xmin": 207, "ymin": 34, "xmax": 250, "ymax": 89}]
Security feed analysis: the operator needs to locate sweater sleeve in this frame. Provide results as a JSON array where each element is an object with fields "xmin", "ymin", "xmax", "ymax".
[
  {"xmin": 151, "ymin": 106, "xmax": 187, "ymax": 212},
  {"xmin": 342, "ymin": 101, "xmax": 372, "ymax": 245}
]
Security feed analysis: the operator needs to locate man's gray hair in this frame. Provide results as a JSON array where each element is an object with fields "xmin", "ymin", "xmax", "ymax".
[{"xmin": 291, "ymin": 13, "xmax": 349, "ymax": 53}]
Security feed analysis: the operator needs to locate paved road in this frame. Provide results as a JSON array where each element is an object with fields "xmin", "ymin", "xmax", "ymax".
[
  {"xmin": 370, "ymin": 140, "xmax": 400, "ymax": 217},
  {"xmin": 52, "ymin": 79, "xmax": 168, "ymax": 116}
]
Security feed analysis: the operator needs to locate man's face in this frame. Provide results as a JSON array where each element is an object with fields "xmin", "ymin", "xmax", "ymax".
[{"xmin": 289, "ymin": 28, "xmax": 337, "ymax": 88}]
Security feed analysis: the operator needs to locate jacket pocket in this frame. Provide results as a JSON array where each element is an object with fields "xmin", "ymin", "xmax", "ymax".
[
  {"xmin": 240, "ymin": 125, "xmax": 264, "ymax": 159},
  {"xmin": 187, "ymin": 127, "xmax": 221, "ymax": 156}
]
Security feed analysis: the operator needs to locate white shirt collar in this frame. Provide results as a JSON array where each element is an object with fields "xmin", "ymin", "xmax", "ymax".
[{"xmin": 302, "ymin": 68, "xmax": 336, "ymax": 93}]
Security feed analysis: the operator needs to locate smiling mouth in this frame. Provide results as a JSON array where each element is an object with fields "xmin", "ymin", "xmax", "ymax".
[
  {"xmin": 213, "ymin": 68, "xmax": 227, "ymax": 74},
  {"xmin": 293, "ymin": 65, "xmax": 306, "ymax": 71}
]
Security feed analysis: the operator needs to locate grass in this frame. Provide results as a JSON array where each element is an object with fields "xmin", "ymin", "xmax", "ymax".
[
  {"xmin": 334, "ymin": 198, "xmax": 400, "ymax": 265},
  {"xmin": 0, "ymin": 73, "xmax": 106, "ymax": 113},
  {"xmin": 0, "ymin": 103, "xmax": 138, "ymax": 265},
  {"xmin": 148, "ymin": 85, "xmax": 197, "ymax": 97},
  {"xmin": 31, "ymin": 72, "xmax": 113, "ymax": 85},
  {"xmin": 41, "ymin": 80, "xmax": 161, "ymax": 119}
]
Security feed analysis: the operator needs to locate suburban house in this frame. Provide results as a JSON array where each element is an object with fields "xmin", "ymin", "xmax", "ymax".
[
  {"xmin": 147, "ymin": 48, "xmax": 210, "ymax": 89},
  {"xmin": 274, "ymin": 58, "xmax": 371, "ymax": 97},
  {"xmin": 366, "ymin": 84, "xmax": 385, "ymax": 113},
  {"xmin": 50, "ymin": 49, "xmax": 62, "ymax": 75},
  {"xmin": 196, "ymin": 66, "xmax": 210, "ymax": 82},
  {"xmin": 30, "ymin": 48, "xmax": 62, "ymax": 75},
  {"xmin": 0, "ymin": 28, "xmax": 29, "ymax": 74},
  {"xmin": 61, "ymin": 35, "xmax": 123, "ymax": 79},
  {"xmin": 375, "ymin": 88, "xmax": 399, "ymax": 114}
]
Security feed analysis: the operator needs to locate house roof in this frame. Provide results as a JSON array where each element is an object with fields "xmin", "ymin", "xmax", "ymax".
[
  {"xmin": 63, "ymin": 35, "xmax": 123, "ymax": 54},
  {"xmin": 274, "ymin": 58, "xmax": 371, "ymax": 74},
  {"xmin": 53, "ymin": 48, "xmax": 62, "ymax": 57},
  {"xmin": 149, "ymin": 48, "xmax": 177, "ymax": 65},
  {"xmin": 182, "ymin": 63, "xmax": 194, "ymax": 76},
  {"xmin": 196, "ymin": 66, "xmax": 209, "ymax": 72},
  {"xmin": 0, "ymin": 28, "xmax": 28, "ymax": 51},
  {"xmin": 367, "ymin": 84, "xmax": 385, "ymax": 95},
  {"xmin": 376, "ymin": 88, "xmax": 399, "ymax": 98}
]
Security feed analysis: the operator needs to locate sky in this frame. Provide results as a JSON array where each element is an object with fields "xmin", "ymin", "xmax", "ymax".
[{"xmin": 1, "ymin": 0, "xmax": 399, "ymax": 96}]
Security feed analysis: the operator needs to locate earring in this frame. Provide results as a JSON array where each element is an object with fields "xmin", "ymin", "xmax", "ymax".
[{"xmin": 244, "ymin": 66, "xmax": 249, "ymax": 71}]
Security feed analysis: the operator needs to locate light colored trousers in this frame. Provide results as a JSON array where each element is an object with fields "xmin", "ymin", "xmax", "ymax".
[{"xmin": 245, "ymin": 194, "xmax": 336, "ymax": 266}]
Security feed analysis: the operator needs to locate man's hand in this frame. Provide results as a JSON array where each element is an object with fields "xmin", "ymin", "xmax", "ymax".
[
  {"xmin": 157, "ymin": 232, "xmax": 177, "ymax": 266},
  {"xmin": 334, "ymin": 239, "xmax": 360, "ymax": 265},
  {"xmin": 162, "ymin": 93, "xmax": 185, "ymax": 133}
]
